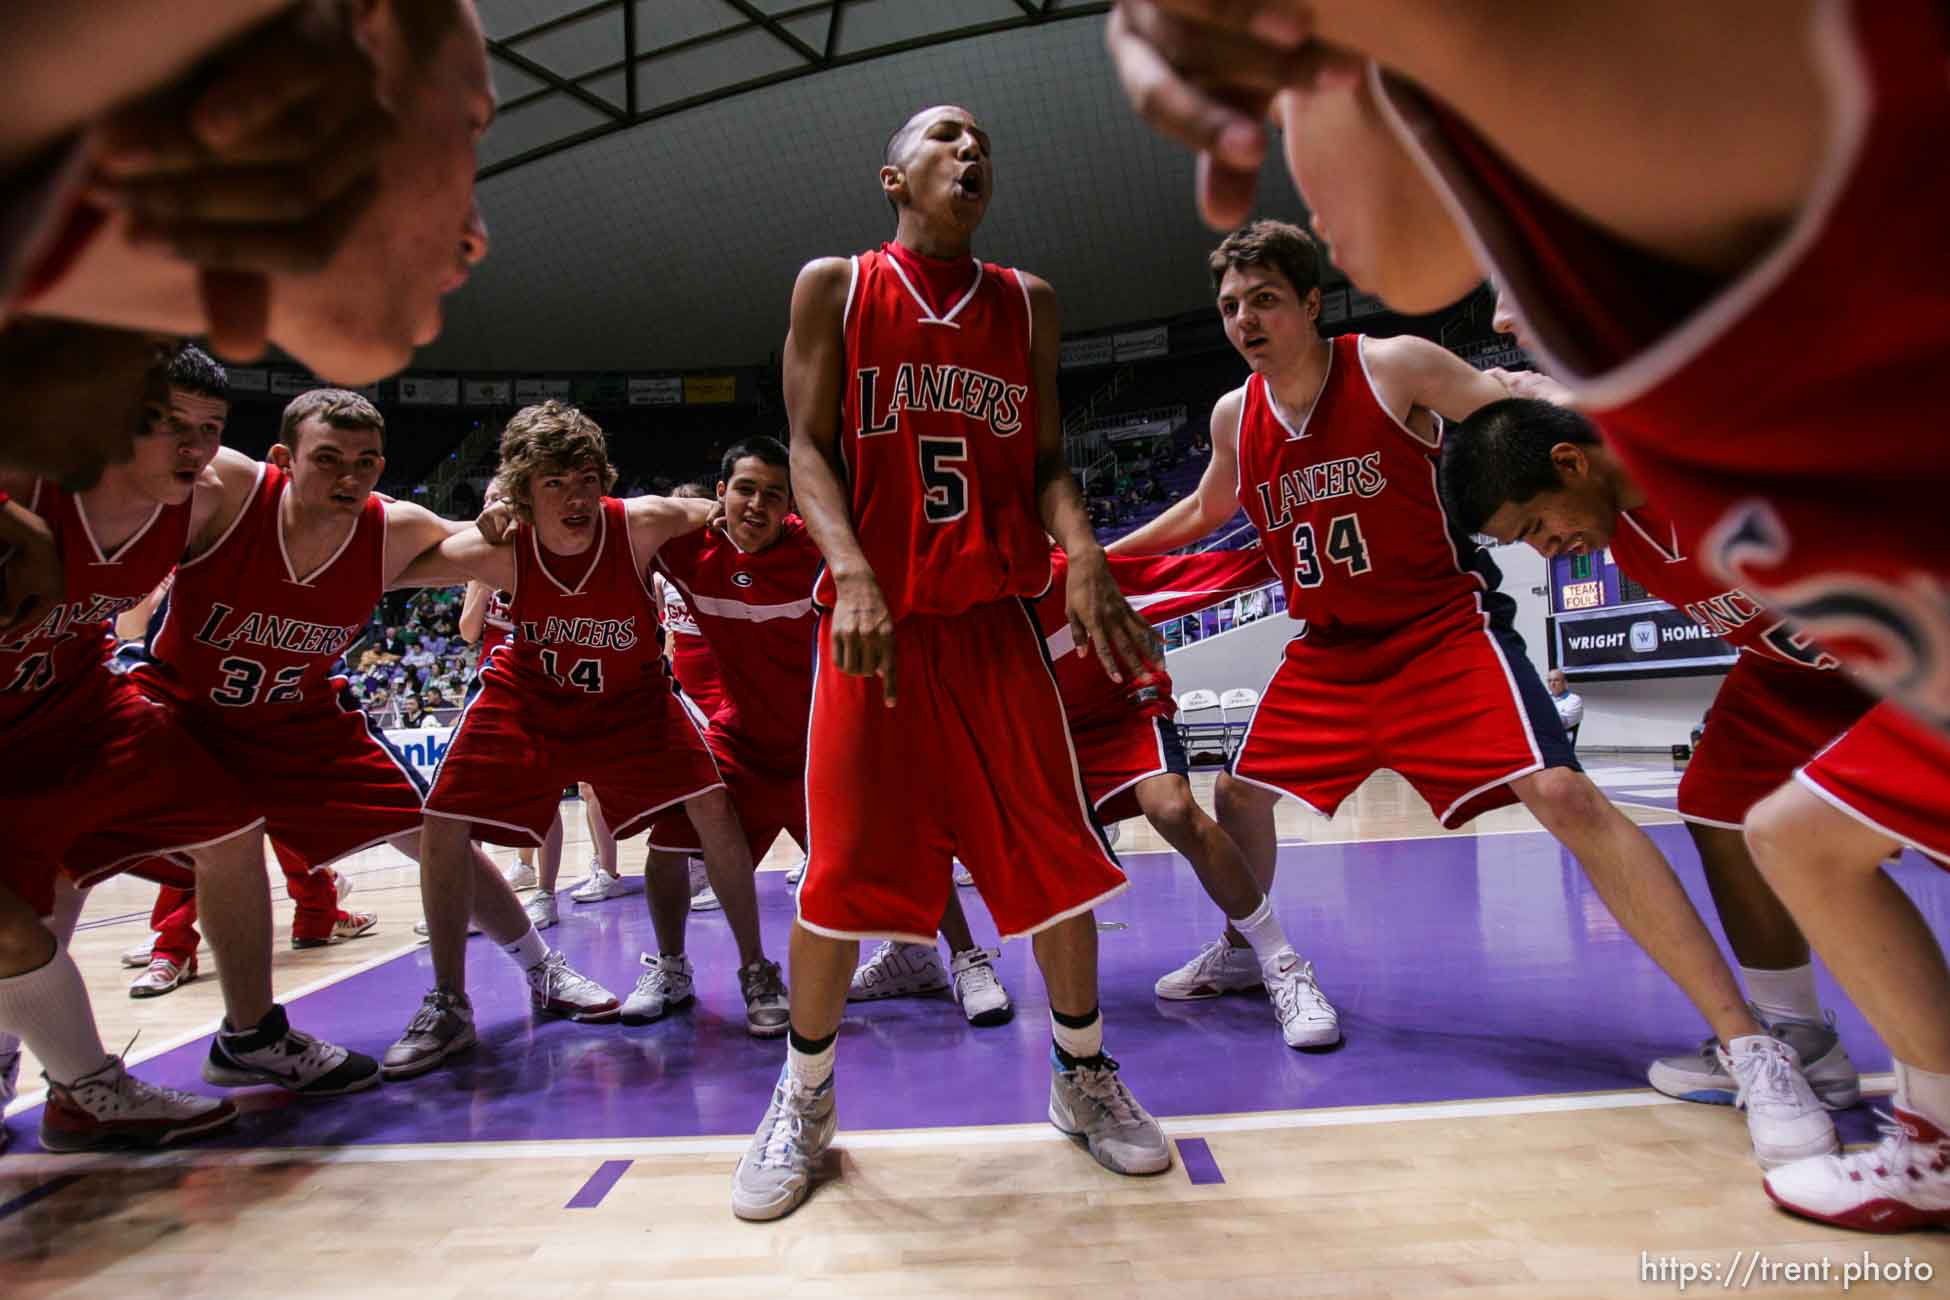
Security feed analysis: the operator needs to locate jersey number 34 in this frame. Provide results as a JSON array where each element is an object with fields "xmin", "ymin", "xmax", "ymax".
[{"xmin": 1292, "ymin": 513, "xmax": 1372, "ymax": 588}]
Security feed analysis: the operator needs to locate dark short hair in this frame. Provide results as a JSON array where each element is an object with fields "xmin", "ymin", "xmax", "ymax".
[
  {"xmin": 1208, "ymin": 219, "xmax": 1321, "ymax": 297},
  {"xmin": 165, "ymin": 343, "xmax": 227, "ymax": 400},
  {"xmin": 669, "ymin": 481, "xmax": 712, "ymax": 500},
  {"xmin": 280, "ymin": 388, "xmax": 385, "ymax": 450},
  {"xmin": 1438, "ymin": 397, "xmax": 1601, "ymax": 535},
  {"xmin": 720, "ymin": 436, "xmax": 789, "ymax": 486}
]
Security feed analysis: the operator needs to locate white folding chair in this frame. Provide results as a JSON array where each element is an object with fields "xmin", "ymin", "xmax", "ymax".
[
  {"xmin": 1217, "ymin": 687, "xmax": 1261, "ymax": 758},
  {"xmin": 1175, "ymin": 689, "xmax": 1227, "ymax": 760}
]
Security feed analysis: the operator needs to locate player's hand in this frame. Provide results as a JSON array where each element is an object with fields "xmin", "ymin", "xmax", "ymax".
[
  {"xmin": 1066, "ymin": 547, "xmax": 1162, "ymax": 685},
  {"xmin": 831, "ymin": 572, "xmax": 897, "ymax": 707},
  {"xmin": 1488, "ymin": 367, "xmax": 1577, "ymax": 407},
  {"xmin": 0, "ymin": 502, "xmax": 64, "ymax": 635},
  {"xmin": 475, "ymin": 499, "xmax": 516, "ymax": 544},
  {"xmin": 1106, "ymin": 1, "xmax": 1331, "ymax": 229},
  {"xmin": 85, "ymin": 0, "xmax": 396, "ymax": 362}
]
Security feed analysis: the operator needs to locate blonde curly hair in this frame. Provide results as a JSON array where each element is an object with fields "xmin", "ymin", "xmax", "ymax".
[{"xmin": 491, "ymin": 401, "xmax": 618, "ymax": 522}]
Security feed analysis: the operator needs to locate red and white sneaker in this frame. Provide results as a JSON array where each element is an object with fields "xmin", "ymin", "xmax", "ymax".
[
  {"xmin": 40, "ymin": 1056, "xmax": 238, "ymax": 1152},
  {"xmin": 526, "ymin": 950, "xmax": 620, "ymax": 1022},
  {"xmin": 1765, "ymin": 1107, "xmax": 1950, "ymax": 1232},
  {"xmin": 292, "ymin": 909, "xmax": 379, "ymax": 949},
  {"xmin": 129, "ymin": 954, "xmax": 198, "ymax": 999}
]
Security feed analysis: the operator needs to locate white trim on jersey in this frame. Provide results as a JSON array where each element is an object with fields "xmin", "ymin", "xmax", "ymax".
[
  {"xmin": 1795, "ymin": 766, "xmax": 1950, "ymax": 866},
  {"xmin": 1226, "ymin": 637, "xmax": 1334, "ymax": 818},
  {"xmin": 276, "ymin": 478, "xmax": 365, "ymax": 587},
  {"xmin": 883, "ymin": 251, "xmax": 984, "ymax": 328},
  {"xmin": 71, "ymin": 815, "xmax": 269, "ymax": 890},
  {"xmin": 1089, "ymin": 717, "xmax": 1177, "ymax": 815},
  {"xmin": 683, "ymin": 590, "xmax": 814, "ymax": 624},
  {"xmin": 72, "ymin": 494, "xmax": 163, "ymax": 566},
  {"xmin": 1016, "ymin": 267, "xmax": 1033, "ymax": 355},
  {"xmin": 1617, "ymin": 507, "xmax": 1684, "ymax": 564},
  {"xmin": 1371, "ymin": 0, "xmax": 1871, "ymax": 411},
  {"xmin": 1042, "ymin": 586, "xmax": 1252, "ymax": 660},
  {"xmin": 1435, "ymin": 601, "xmax": 1548, "ymax": 826},
  {"xmin": 178, "ymin": 460, "xmax": 263, "ymax": 572},
  {"xmin": 528, "ymin": 505, "xmax": 605, "ymax": 595},
  {"xmin": 1257, "ymin": 350, "xmax": 1332, "ymax": 443},
  {"xmin": 1354, "ymin": 334, "xmax": 1441, "ymax": 450}
]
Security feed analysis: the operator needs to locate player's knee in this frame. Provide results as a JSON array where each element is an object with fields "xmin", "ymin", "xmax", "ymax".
[
  {"xmin": 1140, "ymin": 780, "xmax": 1201, "ymax": 837},
  {"xmin": 1524, "ymin": 766, "xmax": 1611, "ymax": 830},
  {"xmin": 0, "ymin": 913, "xmax": 57, "ymax": 976},
  {"xmin": 1214, "ymin": 771, "xmax": 1271, "ymax": 824},
  {"xmin": 1744, "ymin": 783, "xmax": 1837, "ymax": 881}
]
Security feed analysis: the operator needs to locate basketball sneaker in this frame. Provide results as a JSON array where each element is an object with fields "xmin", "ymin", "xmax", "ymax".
[
  {"xmin": 504, "ymin": 860, "xmax": 539, "ymax": 891},
  {"xmin": 1720, "ymin": 1035, "xmax": 1838, "ymax": 1168},
  {"xmin": 849, "ymin": 941, "xmax": 949, "ymax": 1001},
  {"xmin": 1153, "ymin": 938, "xmax": 1263, "ymax": 1001},
  {"xmin": 570, "ymin": 869, "xmax": 625, "ymax": 904},
  {"xmin": 129, "ymin": 954, "xmax": 197, "ymax": 999},
  {"xmin": 740, "ymin": 959, "xmax": 790, "ymax": 1038},
  {"xmin": 1649, "ymin": 1009, "xmax": 1860, "ymax": 1109},
  {"xmin": 204, "ymin": 1003, "xmax": 381, "ymax": 1096},
  {"xmin": 39, "ymin": 1056, "xmax": 238, "ymax": 1153},
  {"xmin": 949, "ymin": 947, "xmax": 1012, "ymax": 1026},
  {"xmin": 1765, "ymin": 1106, "xmax": 1950, "ymax": 1232},
  {"xmin": 1265, "ymin": 953, "xmax": 1341, "ymax": 1049},
  {"xmin": 120, "ymin": 938, "xmax": 156, "ymax": 969},
  {"xmin": 527, "ymin": 950, "xmax": 620, "ymax": 1021},
  {"xmin": 621, "ymin": 953, "xmax": 695, "ymax": 1025},
  {"xmin": 333, "ymin": 870, "xmax": 354, "ymax": 904},
  {"xmin": 689, "ymin": 858, "xmax": 720, "ymax": 911},
  {"xmin": 383, "ymin": 987, "xmax": 476, "ymax": 1080},
  {"xmin": 732, "ymin": 1065, "xmax": 837, "ymax": 1221},
  {"xmin": 292, "ymin": 908, "xmax": 378, "ymax": 950},
  {"xmin": 524, "ymin": 891, "xmax": 559, "ymax": 931},
  {"xmin": 1049, "ymin": 1051, "xmax": 1172, "ymax": 1176}
]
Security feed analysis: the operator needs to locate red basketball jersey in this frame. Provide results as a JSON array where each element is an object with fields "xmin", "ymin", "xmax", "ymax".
[
  {"xmin": 477, "ymin": 587, "xmax": 514, "ymax": 657},
  {"xmin": 0, "ymin": 479, "xmax": 189, "ymax": 730},
  {"xmin": 815, "ymin": 245, "xmax": 1052, "ymax": 619},
  {"xmin": 656, "ymin": 573, "xmax": 723, "ymax": 712},
  {"xmin": 1236, "ymin": 335, "xmax": 1493, "ymax": 638},
  {"xmin": 483, "ymin": 496, "xmax": 668, "ymax": 706},
  {"xmin": 1378, "ymin": 0, "xmax": 1950, "ymax": 729},
  {"xmin": 1038, "ymin": 546, "xmax": 1276, "ymax": 724},
  {"xmin": 1608, "ymin": 504, "xmax": 1839, "ymax": 673},
  {"xmin": 654, "ymin": 516, "xmax": 819, "ymax": 756},
  {"xmin": 140, "ymin": 461, "xmax": 381, "ymax": 717}
]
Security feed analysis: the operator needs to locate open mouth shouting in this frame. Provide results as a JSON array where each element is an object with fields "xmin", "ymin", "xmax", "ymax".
[
  {"xmin": 560, "ymin": 511, "xmax": 594, "ymax": 531},
  {"xmin": 953, "ymin": 168, "xmax": 985, "ymax": 202}
]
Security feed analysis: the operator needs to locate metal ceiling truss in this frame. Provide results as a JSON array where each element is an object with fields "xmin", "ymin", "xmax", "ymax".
[{"xmin": 481, "ymin": 0, "xmax": 1106, "ymax": 179}]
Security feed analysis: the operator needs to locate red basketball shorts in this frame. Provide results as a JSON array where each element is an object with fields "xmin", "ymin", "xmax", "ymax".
[
  {"xmin": 426, "ymin": 674, "xmax": 724, "ymax": 847},
  {"xmin": 1072, "ymin": 710, "xmax": 1189, "ymax": 826},
  {"xmin": 1, "ymin": 673, "xmax": 261, "ymax": 915},
  {"xmin": 646, "ymin": 727, "xmax": 806, "ymax": 861},
  {"xmin": 1231, "ymin": 602, "xmax": 1575, "ymax": 829},
  {"xmin": 799, "ymin": 598, "xmax": 1126, "ymax": 942},
  {"xmin": 1677, "ymin": 655, "xmax": 1874, "ymax": 829},
  {"xmin": 1796, "ymin": 701, "xmax": 1950, "ymax": 864},
  {"xmin": 156, "ymin": 689, "xmax": 427, "ymax": 868}
]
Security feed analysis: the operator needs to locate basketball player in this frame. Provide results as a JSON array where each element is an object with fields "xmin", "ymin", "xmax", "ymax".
[
  {"xmin": 1105, "ymin": 0, "xmax": 1950, "ymax": 781},
  {"xmin": 390, "ymin": 400, "xmax": 780, "ymax": 1073},
  {"xmin": 655, "ymin": 481, "xmax": 734, "ymax": 909},
  {"xmin": 1111, "ymin": 220, "xmax": 1834, "ymax": 1167},
  {"xmin": 732, "ymin": 105, "xmax": 1172, "ymax": 1222},
  {"xmin": 1442, "ymin": 393, "xmax": 1872, "ymax": 1095},
  {"xmin": 130, "ymin": 386, "xmax": 607, "ymax": 1088},
  {"xmin": 457, "ymin": 566, "xmax": 560, "ymax": 903},
  {"xmin": 0, "ymin": 350, "xmax": 378, "ymax": 1152}
]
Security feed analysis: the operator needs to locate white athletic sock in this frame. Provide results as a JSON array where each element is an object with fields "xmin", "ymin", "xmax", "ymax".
[
  {"xmin": 0, "ymin": 950, "xmax": 111, "ymax": 1084},
  {"xmin": 1742, "ymin": 963, "xmax": 1823, "ymax": 1026},
  {"xmin": 1051, "ymin": 1009, "xmax": 1104, "ymax": 1062},
  {"xmin": 503, "ymin": 926, "xmax": 549, "ymax": 970},
  {"xmin": 1895, "ymin": 1061, "xmax": 1950, "ymax": 1132},
  {"xmin": 786, "ymin": 1036, "xmax": 835, "ymax": 1091},
  {"xmin": 1232, "ymin": 895, "xmax": 1296, "ymax": 968}
]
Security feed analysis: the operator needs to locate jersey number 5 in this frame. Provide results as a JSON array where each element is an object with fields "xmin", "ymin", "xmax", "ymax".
[
  {"xmin": 210, "ymin": 656, "xmax": 306, "ymax": 707},
  {"xmin": 540, "ymin": 648, "xmax": 605, "ymax": 693},
  {"xmin": 1292, "ymin": 513, "xmax": 1373, "ymax": 588},
  {"xmin": 919, "ymin": 437, "xmax": 969, "ymax": 523}
]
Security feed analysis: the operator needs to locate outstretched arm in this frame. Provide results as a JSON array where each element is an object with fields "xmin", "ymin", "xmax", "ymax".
[
  {"xmin": 786, "ymin": 255, "xmax": 898, "ymax": 705},
  {"xmin": 624, "ymin": 493, "xmax": 715, "ymax": 574},
  {"xmin": 389, "ymin": 514, "xmax": 514, "ymax": 593},
  {"xmin": 457, "ymin": 581, "xmax": 491, "ymax": 644}
]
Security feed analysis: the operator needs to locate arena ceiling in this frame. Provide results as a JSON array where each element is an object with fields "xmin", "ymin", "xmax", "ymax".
[{"xmin": 418, "ymin": 0, "xmax": 1321, "ymax": 373}]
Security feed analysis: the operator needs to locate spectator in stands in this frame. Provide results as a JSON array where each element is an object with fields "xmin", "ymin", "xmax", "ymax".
[
  {"xmin": 379, "ymin": 625, "xmax": 407, "ymax": 657},
  {"xmin": 399, "ymin": 694, "xmax": 427, "ymax": 729},
  {"xmin": 1547, "ymin": 670, "xmax": 1584, "ymax": 749}
]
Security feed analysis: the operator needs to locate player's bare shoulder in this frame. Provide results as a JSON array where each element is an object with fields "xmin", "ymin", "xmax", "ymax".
[
  {"xmin": 185, "ymin": 447, "xmax": 264, "ymax": 556},
  {"xmin": 793, "ymin": 256, "xmax": 855, "ymax": 314},
  {"xmin": 1208, "ymin": 384, "xmax": 1250, "ymax": 449}
]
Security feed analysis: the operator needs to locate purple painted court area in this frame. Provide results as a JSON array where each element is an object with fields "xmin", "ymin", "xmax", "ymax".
[{"xmin": 7, "ymin": 826, "xmax": 1944, "ymax": 1154}]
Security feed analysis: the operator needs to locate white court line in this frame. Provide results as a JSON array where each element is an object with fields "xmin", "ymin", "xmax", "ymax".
[
  {"xmin": 3, "ymin": 936, "xmax": 428, "ymax": 1119},
  {"xmin": 0, "ymin": 1075, "xmax": 1895, "ymax": 1177}
]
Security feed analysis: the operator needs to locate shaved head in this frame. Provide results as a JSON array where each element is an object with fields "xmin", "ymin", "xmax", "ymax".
[{"xmin": 885, "ymin": 104, "xmax": 978, "ymax": 167}]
